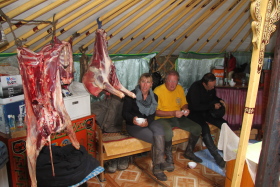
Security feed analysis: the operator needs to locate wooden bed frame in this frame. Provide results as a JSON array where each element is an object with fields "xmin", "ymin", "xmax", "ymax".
[{"xmin": 96, "ymin": 124, "xmax": 220, "ymax": 181}]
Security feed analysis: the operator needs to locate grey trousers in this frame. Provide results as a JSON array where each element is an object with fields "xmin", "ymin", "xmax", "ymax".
[
  {"xmin": 126, "ymin": 120, "xmax": 165, "ymax": 144},
  {"xmin": 156, "ymin": 117, "xmax": 202, "ymax": 141}
]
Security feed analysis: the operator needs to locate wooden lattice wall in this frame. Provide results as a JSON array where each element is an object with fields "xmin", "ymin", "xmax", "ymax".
[{"xmin": 151, "ymin": 55, "xmax": 178, "ymax": 77}]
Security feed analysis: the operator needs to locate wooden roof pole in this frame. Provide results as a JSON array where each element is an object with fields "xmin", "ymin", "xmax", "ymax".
[
  {"xmin": 220, "ymin": 17, "xmax": 250, "ymax": 52},
  {"xmin": 233, "ymin": 28, "xmax": 251, "ymax": 51},
  {"xmin": 231, "ymin": 0, "xmax": 279, "ymax": 186},
  {"xmin": 0, "ymin": 0, "xmax": 17, "ymax": 8},
  {"xmin": 99, "ymin": 0, "xmax": 143, "ymax": 37},
  {"xmin": 186, "ymin": 0, "xmax": 247, "ymax": 52},
  {"xmin": 104, "ymin": 0, "xmax": 150, "ymax": 38},
  {"xmin": 207, "ymin": 7, "xmax": 251, "ymax": 52},
  {"xmin": 75, "ymin": 0, "xmax": 142, "ymax": 53},
  {"xmin": 113, "ymin": 0, "xmax": 176, "ymax": 54},
  {"xmin": 134, "ymin": 0, "xmax": 198, "ymax": 54},
  {"xmin": 30, "ymin": 0, "xmax": 113, "ymax": 52},
  {"xmin": 0, "ymin": 0, "xmax": 91, "ymax": 52},
  {"xmin": 120, "ymin": 0, "xmax": 176, "ymax": 40},
  {"xmin": 76, "ymin": 0, "xmax": 140, "ymax": 53},
  {"xmin": 196, "ymin": 1, "xmax": 249, "ymax": 52},
  {"xmin": 107, "ymin": 0, "xmax": 162, "ymax": 51},
  {"xmin": 126, "ymin": 0, "xmax": 201, "ymax": 53},
  {"xmin": 148, "ymin": 0, "xmax": 208, "ymax": 54},
  {"xmin": 4, "ymin": 0, "xmax": 46, "ymax": 18},
  {"xmin": 164, "ymin": 0, "xmax": 226, "ymax": 56},
  {"xmin": 3, "ymin": 0, "xmax": 67, "ymax": 35}
]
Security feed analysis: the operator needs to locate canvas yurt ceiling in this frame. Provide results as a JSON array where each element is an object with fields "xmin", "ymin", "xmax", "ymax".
[{"xmin": 0, "ymin": 0, "xmax": 277, "ymax": 56}]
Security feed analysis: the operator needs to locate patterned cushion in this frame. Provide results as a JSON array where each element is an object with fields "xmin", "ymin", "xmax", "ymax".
[{"xmin": 102, "ymin": 132, "xmax": 132, "ymax": 143}]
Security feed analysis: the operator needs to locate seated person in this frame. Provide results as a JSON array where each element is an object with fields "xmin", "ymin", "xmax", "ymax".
[
  {"xmin": 187, "ymin": 72, "xmax": 227, "ymax": 168},
  {"xmin": 154, "ymin": 70, "xmax": 203, "ymax": 168},
  {"xmin": 227, "ymin": 54, "xmax": 236, "ymax": 80},
  {"xmin": 122, "ymin": 73, "xmax": 167, "ymax": 181}
]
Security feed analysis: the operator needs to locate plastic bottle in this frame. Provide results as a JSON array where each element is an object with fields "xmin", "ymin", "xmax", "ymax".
[
  {"xmin": 17, "ymin": 114, "xmax": 24, "ymax": 129},
  {"xmin": 267, "ymin": 56, "xmax": 272, "ymax": 70},
  {"xmin": 5, "ymin": 125, "xmax": 10, "ymax": 134},
  {"xmin": 8, "ymin": 115, "xmax": 16, "ymax": 132}
]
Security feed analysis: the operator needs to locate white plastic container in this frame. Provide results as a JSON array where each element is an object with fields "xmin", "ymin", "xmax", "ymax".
[{"xmin": 63, "ymin": 93, "xmax": 91, "ymax": 120}]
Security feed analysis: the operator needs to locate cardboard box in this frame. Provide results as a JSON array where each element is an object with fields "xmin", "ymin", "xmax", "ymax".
[
  {"xmin": 10, "ymin": 129, "xmax": 27, "ymax": 138},
  {"xmin": 0, "ymin": 75, "xmax": 24, "ymax": 98},
  {"xmin": 0, "ymin": 100, "xmax": 25, "ymax": 134},
  {"xmin": 64, "ymin": 94, "xmax": 91, "ymax": 120}
]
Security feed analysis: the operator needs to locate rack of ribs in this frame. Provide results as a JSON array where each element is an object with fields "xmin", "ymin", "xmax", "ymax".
[
  {"xmin": 17, "ymin": 37, "xmax": 80, "ymax": 187},
  {"xmin": 82, "ymin": 29, "xmax": 136, "ymax": 99}
]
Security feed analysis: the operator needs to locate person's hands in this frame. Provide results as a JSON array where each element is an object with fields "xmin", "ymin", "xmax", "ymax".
[
  {"xmin": 174, "ymin": 110, "xmax": 184, "ymax": 118},
  {"xmin": 214, "ymin": 103, "xmax": 221, "ymax": 109},
  {"xmin": 220, "ymin": 100, "xmax": 226, "ymax": 108},
  {"xmin": 140, "ymin": 120, "xmax": 148, "ymax": 127},
  {"xmin": 182, "ymin": 109, "xmax": 190, "ymax": 117},
  {"xmin": 133, "ymin": 116, "xmax": 148, "ymax": 127}
]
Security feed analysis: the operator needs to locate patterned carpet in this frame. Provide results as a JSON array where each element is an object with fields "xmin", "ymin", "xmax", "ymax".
[{"xmin": 87, "ymin": 150, "xmax": 225, "ymax": 187}]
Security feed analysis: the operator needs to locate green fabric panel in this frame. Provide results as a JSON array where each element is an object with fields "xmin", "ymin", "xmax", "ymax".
[
  {"xmin": 72, "ymin": 52, "xmax": 157, "ymax": 101},
  {"xmin": 176, "ymin": 52, "xmax": 225, "ymax": 91}
]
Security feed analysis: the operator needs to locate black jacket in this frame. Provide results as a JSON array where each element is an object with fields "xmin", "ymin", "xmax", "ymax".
[
  {"xmin": 122, "ymin": 89, "xmax": 158, "ymax": 126},
  {"xmin": 187, "ymin": 80, "xmax": 221, "ymax": 112},
  {"xmin": 36, "ymin": 144, "xmax": 100, "ymax": 187}
]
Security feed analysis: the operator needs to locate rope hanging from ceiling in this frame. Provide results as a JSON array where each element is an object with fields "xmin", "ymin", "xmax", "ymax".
[{"xmin": 0, "ymin": 8, "xmax": 56, "ymax": 48}]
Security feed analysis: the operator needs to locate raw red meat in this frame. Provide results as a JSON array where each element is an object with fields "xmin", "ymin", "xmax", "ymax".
[
  {"xmin": 17, "ymin": 37, "xmax": 80, "ymax": 187},
  {"xmin": 79, "ymin": 46, "xmax": 89, "ymax": 82},
  {"xmin": 82, "ymin": 29, "xmax": 136, "ymax": 99}
]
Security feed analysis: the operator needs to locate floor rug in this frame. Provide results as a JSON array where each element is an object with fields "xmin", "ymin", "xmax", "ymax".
[
  {"xmin": 194, "ymin": 149, "xmax": 226, "ymax": 176},
  {"xmin": 134, "ymin": 150, "xmax": 225, "ymax": 187},
  {"xmin": 87, "ymin": 151, "xmax": 226, "ymax": 187}
]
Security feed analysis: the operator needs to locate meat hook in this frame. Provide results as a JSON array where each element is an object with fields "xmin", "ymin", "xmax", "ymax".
[{"xmin": 97, "ymin": 17, "xmax": 102, "ymax": 29}]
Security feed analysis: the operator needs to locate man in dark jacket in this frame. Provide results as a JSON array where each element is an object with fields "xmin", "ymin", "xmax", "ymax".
[{"xmin": 187, "ymin": 72, "xmax": 227, "ymax": 168}]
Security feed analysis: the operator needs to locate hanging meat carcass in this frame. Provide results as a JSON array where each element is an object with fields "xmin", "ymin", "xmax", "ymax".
[
  {"xmin": 82, "ymin": 29, "xmax": 136, "ymax": 99},
  {"xmin": 17, "ymin": 37, "xmax": 80, "ymax": 187},
  {"xmin": 79, "ymin": 46, "xmax": 89, "ymax": 82}
]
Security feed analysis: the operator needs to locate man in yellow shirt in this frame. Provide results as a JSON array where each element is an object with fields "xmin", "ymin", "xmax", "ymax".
[{"xmin": 154, "ymin": 70, "xmax": 202, "ymax": 172}]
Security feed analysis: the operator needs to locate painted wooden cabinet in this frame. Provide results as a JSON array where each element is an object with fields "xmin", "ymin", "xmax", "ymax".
[
  {"xmin": 225, "ymin": 159, "xmax": 254, "ymax": 187},
  {"xmin": 0, "ymin": 114, "xmax": 96, "ymax": 187}
]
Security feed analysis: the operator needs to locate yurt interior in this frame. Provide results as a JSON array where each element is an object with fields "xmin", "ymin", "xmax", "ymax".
[{"xmin": 0, "ymin": 1, "xmax": 279, "ymax": 187}]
